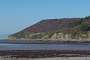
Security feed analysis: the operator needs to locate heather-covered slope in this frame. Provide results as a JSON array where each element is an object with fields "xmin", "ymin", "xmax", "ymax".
[
  {"xmin": 23, "ymin": 18, "xmax": 81, "ymax": 32},
  {"xmin": 9, "ymin": 16, "xmax": 90, "ymax": 40}
]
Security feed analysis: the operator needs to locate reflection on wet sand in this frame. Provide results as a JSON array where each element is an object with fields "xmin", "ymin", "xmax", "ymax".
[{"xmin": 0, "ymin": 57, "xmax": 90, "ymax": 60}]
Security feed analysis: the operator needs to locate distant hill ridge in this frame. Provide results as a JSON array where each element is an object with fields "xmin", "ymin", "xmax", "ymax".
[
  {"xmin": 23, "ymin": 18, "xmax": 81, "ymax": 32},
  {"xmin": 9, "ymin": 16, "xmax": 90, "ymax": 40}
]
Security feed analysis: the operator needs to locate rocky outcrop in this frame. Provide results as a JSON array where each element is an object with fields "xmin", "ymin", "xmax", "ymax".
[{"xmin": 8, "ymin": 16, "xmax": 90, "ymax": 41}]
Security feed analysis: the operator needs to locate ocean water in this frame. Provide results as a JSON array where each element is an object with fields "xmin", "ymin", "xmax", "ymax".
[
  {"xmin": 0, "ymin": 35, "xmax": 90, "ymax": 60},
  {"xmin": 0, "ymin": 42, "xmax": 89, "ymax": 60},
  {"xmin": 0, "ymin": 43, "xmax": 90, "ymax": 50},
  {"xmin": 0, "ymin": 34, "xmax": 8, "ymax": 39}
]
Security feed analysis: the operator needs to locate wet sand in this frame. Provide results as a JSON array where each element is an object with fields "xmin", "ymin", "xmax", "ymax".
[
  {"xmin": 1, "ymin": 39, "xmax": 90, "ymax": 44},
  {"xmin": 0, "ymin": 57, "xmax": 90, "ymax": 60},
  {"xmin": 0, "ymin": 50, "xmax": 90, "ymax": 58},
  {"xmin": 0, "ymin": 40, "xmax": 90, "ymax": 59}
]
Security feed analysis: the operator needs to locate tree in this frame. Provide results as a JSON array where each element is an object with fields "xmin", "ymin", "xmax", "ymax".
[
  {"xmin": 84, "ymin": 16, "xmax": 90, "ymax": 19},
  {"xmin": 79, "ymin": 23, "xmax": 88, "ymax": 31}
]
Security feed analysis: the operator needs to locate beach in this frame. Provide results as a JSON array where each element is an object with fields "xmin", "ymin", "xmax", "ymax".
[
  {"xmin": 0, "ymin": 40, "xmax": 90, "ymax": 59},
  {"xmin": 0, "ymin": 57, "xmax": 90, "ymax": 60}
]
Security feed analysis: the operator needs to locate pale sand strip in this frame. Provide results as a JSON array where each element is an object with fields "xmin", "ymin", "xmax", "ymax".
[{"xmin": 0, "ymin": 57, "xmax": 90, "ymax": 60}]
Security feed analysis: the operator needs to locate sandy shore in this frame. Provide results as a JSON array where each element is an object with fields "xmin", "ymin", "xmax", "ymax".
[
  {"xmin": 0, "ymin": 50, "xmax": 90, "ymax": 58},
  {"xmin": 0, "ymin": 57, "xmax": 90, "ymax": 60}
]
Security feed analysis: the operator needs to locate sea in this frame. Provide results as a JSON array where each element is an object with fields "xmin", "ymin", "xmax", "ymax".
[
  {"xmin": 0, "ymin": 34, "xmax": 8, "ymax": 39},
  {"xmin": 0, "ymin": 34, "xmax": 90, "ymax": 60},
  {"xmin": 0, "ymin": 43, "xmax": 89, "ymax": 60}
]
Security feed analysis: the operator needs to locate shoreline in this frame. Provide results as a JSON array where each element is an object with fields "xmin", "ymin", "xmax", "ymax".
[
  {"xmin": 0, "ymin": 39, "xmax": 90, "ymax": 58},
  {"xmin": 0, "ymin": 50, "xmax": 90, "ymax": 58},
  {"xmin": 1, "ymin": 39, "xmax": 90, "ymax": 44}
]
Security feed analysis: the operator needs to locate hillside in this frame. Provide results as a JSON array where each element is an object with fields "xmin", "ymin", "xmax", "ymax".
[{"xmin": 9, "ymin": 16, "xmax": 90, "ymax": 40}]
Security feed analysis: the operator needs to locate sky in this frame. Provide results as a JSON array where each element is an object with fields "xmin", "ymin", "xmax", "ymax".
[{"xmin": 0, "ymin": 0, "xmax": 90, "ymax": 34}]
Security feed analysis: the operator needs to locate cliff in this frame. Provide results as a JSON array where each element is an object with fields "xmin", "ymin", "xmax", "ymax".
[{"xmin": 9, "ymin": 16, "xmax": 90, "ymax": 41}]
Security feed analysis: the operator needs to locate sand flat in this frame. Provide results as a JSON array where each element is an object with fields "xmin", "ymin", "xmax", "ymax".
[{"xmin": 0, "ymin": 57, "xmax": 90, "ymax": 60}]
